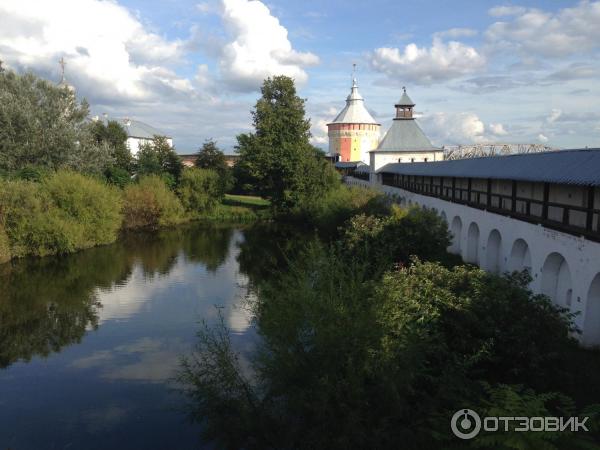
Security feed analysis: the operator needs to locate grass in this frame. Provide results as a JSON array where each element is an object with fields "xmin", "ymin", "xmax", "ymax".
[
  {"xmin": 199, "ymin": 194, "xmax": 272, "ymax": 222},
  {"xmin": 223, "ymin": 194, "xmax": 270, "ymax": 207}
]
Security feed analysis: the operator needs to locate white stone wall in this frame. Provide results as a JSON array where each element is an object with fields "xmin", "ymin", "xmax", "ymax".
[
  {"xmin": 369, "ymin": 151, "xmax": 444, "ymax": 172},
  {"xmin": 345, "ymin": 176, "xmax": 600, "ymax": 347},
  {"xmin": 127, "ymin": 137, "xmax": 174, "ymax": 156}
]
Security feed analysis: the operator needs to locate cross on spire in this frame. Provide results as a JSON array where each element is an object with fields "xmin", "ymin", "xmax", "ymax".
[{"xmin": 59, "ymin": 57, "xmax": 66, "ymax": 83}]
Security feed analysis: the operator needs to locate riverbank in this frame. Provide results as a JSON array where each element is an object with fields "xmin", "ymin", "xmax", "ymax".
[
  {"xmin": 0, "ymin": 171, "xmax": 272, "ymax": 264},
  {"xmin": 198, "ymin": 194, "xmax": 272, "ymax": 222}
]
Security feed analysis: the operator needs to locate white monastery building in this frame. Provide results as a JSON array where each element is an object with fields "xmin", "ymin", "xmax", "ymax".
[
  {"xmin": 118, "ymin": 118, "xmax": 173, "ymax": 156},
  {"xmin": 91, "ymin": 115, "xmax": 173, "ymax": 156}
]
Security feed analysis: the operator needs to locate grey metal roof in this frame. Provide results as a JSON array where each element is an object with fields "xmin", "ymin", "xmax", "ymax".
[
  {"xmin": 335, "ymin": 161, "xmax": 366, "ymax": 169},
  {"xmin": 328, "ymin": 79, "xmax": 379, "ymax": 125},
  {"xmin": 118, "ymin": 118, "xmax": 170, "ymax": 139},
  {"xmin": 354, "ymin": 164, "xmax": 371, "ymax": 173},
  {"xmin": 377, "ymin": 148, "xmax": 600, "ymax": 186},
  {"xmin": 396, "ymin": 90, "xmax": 414, "ymax": 106},
  {"xmin": 373, "ymin": 118, "xmax": 439, "ymax": 152}
]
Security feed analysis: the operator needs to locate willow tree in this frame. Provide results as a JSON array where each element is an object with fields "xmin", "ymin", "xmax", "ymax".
[
  {"xmin": 0, "ymin": 69, "xmax": 112, "ymax": 173},
  {"xmin": 235, "ymin": 76, "xmax": 338, "ymax": 211}
]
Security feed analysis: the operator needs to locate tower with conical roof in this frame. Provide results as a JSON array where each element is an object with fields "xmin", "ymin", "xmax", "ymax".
[
  {"xmin": 369, "ymin": 87, "xmax": 443, "ymax": 172},
  {"xmin": 327, "ymin": 71, "xmax": 380, "ymax": 163}
]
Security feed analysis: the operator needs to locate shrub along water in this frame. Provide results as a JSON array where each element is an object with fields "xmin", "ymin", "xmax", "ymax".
[
  {"xmin": 0, "ymin": 166, "xmax": 271, "ymax": 262},
  {"xmin": 292, "ymin": 184, "xmax": 388, "ymax": 234},
  {"xmin": 0, "ymin": 225, "xmax": 10, "ymax": 263},
  {"xmin": 122, "ymin": 175, "xmax": 186, "ymax": 230},
  {"xmin": 177, "ymin": 167, "xmax": 223, "ymax": 216},
  {"xmin": 0, "ymin": 171, "xmax": 122, "ymax": 258},
  {"xmin": 44, "ymin": 171, "xmax": 123, "ymax": 249}
]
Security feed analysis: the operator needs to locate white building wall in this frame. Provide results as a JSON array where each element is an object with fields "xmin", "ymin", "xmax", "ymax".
[
  {"xmin": 127, "ymin": 137, "xmax": 174, "ymax": 156},
  {"xmin": 345, "ymin": 176, "xmax": 600, "ymax": 347},
  {"xmin": 369, "ymin": 151, "xmax": 444, "ymax": 172}
]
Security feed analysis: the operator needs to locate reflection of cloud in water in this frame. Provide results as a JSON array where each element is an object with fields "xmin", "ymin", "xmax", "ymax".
[
  {"xmin": 95, "ymin": 231, "xmax": 254, "ymax": 336},
  {"xmin": 95, "ymin": 262, "xmax": 189, "ymax": 325},
  {"xmin": 74, "ymin": 231, "xmax": 257, "ymax": 382},
  {"xmin": 71, "ymin": 337, "xmax": 183, "ymax": 382},
  {"xmin": 71, "ymin": 350, "xmax": 113, "ymax": 369},
  {"xmin": 81, "ymin": 404, "xmax": 132, "ymax": 434}
]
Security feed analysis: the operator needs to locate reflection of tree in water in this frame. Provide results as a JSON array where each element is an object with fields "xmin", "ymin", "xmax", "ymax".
[
  {"xmin": 179, "ymin": 243, "xmax": 381, "ymax": 450},
  {"xmin": 237, "ymin": 223, "xmax": 312, "ymax": 287},
  {"xmin": 0, "ymin": 224, "xmax": 237, "ymax": 369},
  {"xmin": 0, "ymin": 243, "xmax": 131, "ymax": 368},
  {"xmin": 181, "ymin": 225, "xmax": 233, "ymax": 273}
]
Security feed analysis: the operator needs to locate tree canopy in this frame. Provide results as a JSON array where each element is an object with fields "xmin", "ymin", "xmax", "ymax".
[
  {"xmin": 235, "ymin": 76, "xmax": 338, "ymax": 211},
  {"xmin": 0, "ymin": 69, "xmax": 112, "ymax": 173},
  {"xmin": 195, "ymin": 139, "xmax": 227, "ymax": 172},
  {"xmin": 90, "ymin": 119, "xmax": 131, "ymax": 171},
  {"xmin": 136, "ymin": 135, "xmax": 182, "ymax": 186}
]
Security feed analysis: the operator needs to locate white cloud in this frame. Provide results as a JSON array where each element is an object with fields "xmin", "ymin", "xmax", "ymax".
[
  {"xmin": 489, "ymin": 122, "xmax": 508, "ymax": 135},
  {"xmin": 218, "ymin": 0, "xmax": 319, "ymax": 91},
  {"xmin": 369, "ymin": 37, "xmax": 485, "ymax": 85},
  {"xmin": 547, "ymin": 108, "xmax": 562, "ymax": 123},
  {"xmin": 196, "ymin": 1, "xmax": 219, "ymax": 14},
  {"xmin": 420, "ymin": 112, "xmax": 487, "ymax": 145},
  {"xmin": 0, "ymin": 0, "xmax": 189, "ymax": 103},
  {"xmin": 434, "ymin": 28, "xmax": 478, "ymax": 39},
  {"xmin": 486, "ymin": 1, "xmax": 600, "ymax": 58},
  {"xmin": 488, "ymin": 5, "xmax": 526, "ymax": 17},
  {"xmin": 538, "ymin": 133, "xmax": 549, "ymax": 143}
]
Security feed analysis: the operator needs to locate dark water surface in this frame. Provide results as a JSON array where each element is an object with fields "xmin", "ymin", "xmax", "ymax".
[{"xmin": 0, "ymin": 224, "xmax": 260, "ymax": 450}]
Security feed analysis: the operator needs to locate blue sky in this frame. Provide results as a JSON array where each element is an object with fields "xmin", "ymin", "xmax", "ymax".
[{"xmin": 1, "ymin": 0, "xmax": 599, "ymax": 152}]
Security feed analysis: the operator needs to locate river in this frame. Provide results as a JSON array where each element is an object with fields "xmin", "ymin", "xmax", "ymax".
[{"xmin": 0, "ymin": 224, "xmax": 264, "ymax": 450}]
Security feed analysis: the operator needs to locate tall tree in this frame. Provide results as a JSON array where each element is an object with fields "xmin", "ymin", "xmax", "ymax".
[
  {"xmin": 136, "ymin": 135, "xmax": 182, "ymax": 186},
  {"xmin": 90, "ymin": 119, "xmax": 132, "ymax": 171},
  {"xmin": 195, "ymin": 139, "xmax": 227, "ymax": 172},
  {"xmin": 0, "ymin": 69, "xmax": 112, "ymax": 173},
  {"xmin": 235, "ymin": 76, "xmax": 338, "ymax": 211},
  {"xmin": 195, "ymin": 139, "xmax": 233, "ymax": 193}
]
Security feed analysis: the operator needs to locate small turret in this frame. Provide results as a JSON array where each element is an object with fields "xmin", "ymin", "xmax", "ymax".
[{"xmin": 394, "ymin": 86, "xmax": 415, "ymax": 120}]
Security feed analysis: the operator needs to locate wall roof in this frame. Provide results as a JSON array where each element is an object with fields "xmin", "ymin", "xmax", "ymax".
[{"xmin": 378, "ymin": 148, "xmax": 600, "ymax": 186}]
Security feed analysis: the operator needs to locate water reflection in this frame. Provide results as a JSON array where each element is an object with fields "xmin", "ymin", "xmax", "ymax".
[
  {"xmin": 0, "ymin": 223, "xmax": 253, "ymax": 450},
  {"xmin": 0, "ymin": 224, "xmax": 236, "ymax": 369}
]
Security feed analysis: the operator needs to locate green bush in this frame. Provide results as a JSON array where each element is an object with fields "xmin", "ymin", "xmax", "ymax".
[
  {"xmin": 15, "ymin": 165, "xmax": 50, "ymax": 182},
  {"xmin": 177, "ymin": 167, "xmax": 223, "ymax": 215},
  {"xmin": 104, "ymin": 166, "xmax": 131, "ymax": 188},
  {"xmin": 0, "ymin": 172, "xmax": 123, "ymax": 259},
  {"xmin": 340, "ymin": 205, "xmax": 453, "ymax": 277},
  {"xmin": 0, "ymin": 179, "xmax": 75, "ymax": 257},
  {"xmin": 122, "ymin": 175, "xmax": 186, "ymax": 230},
  {"xmin": 294, "ymin": 185, "xmax": 387, "ymax": 233},
  {"xmin": 44, "ymin": 170, "xmax": 123, "ymax": 249},
  {"xmin": 0, "ymin": 224, "xmax": 10, "ymax": 263}
]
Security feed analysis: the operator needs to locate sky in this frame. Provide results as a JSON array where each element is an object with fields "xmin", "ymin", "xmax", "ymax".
[{"xmin": 1, "ymin": 0, "xmax": 599, "ymax": 153}]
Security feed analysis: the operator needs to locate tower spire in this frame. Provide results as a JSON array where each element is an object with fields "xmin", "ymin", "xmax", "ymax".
[
  {"xmin": 59, "ymin": 57, "xmax": 66, "ymax": 84},
  {"xmin": 395, "ymin": 86, "xmax": 415, "ymax": 120}
]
